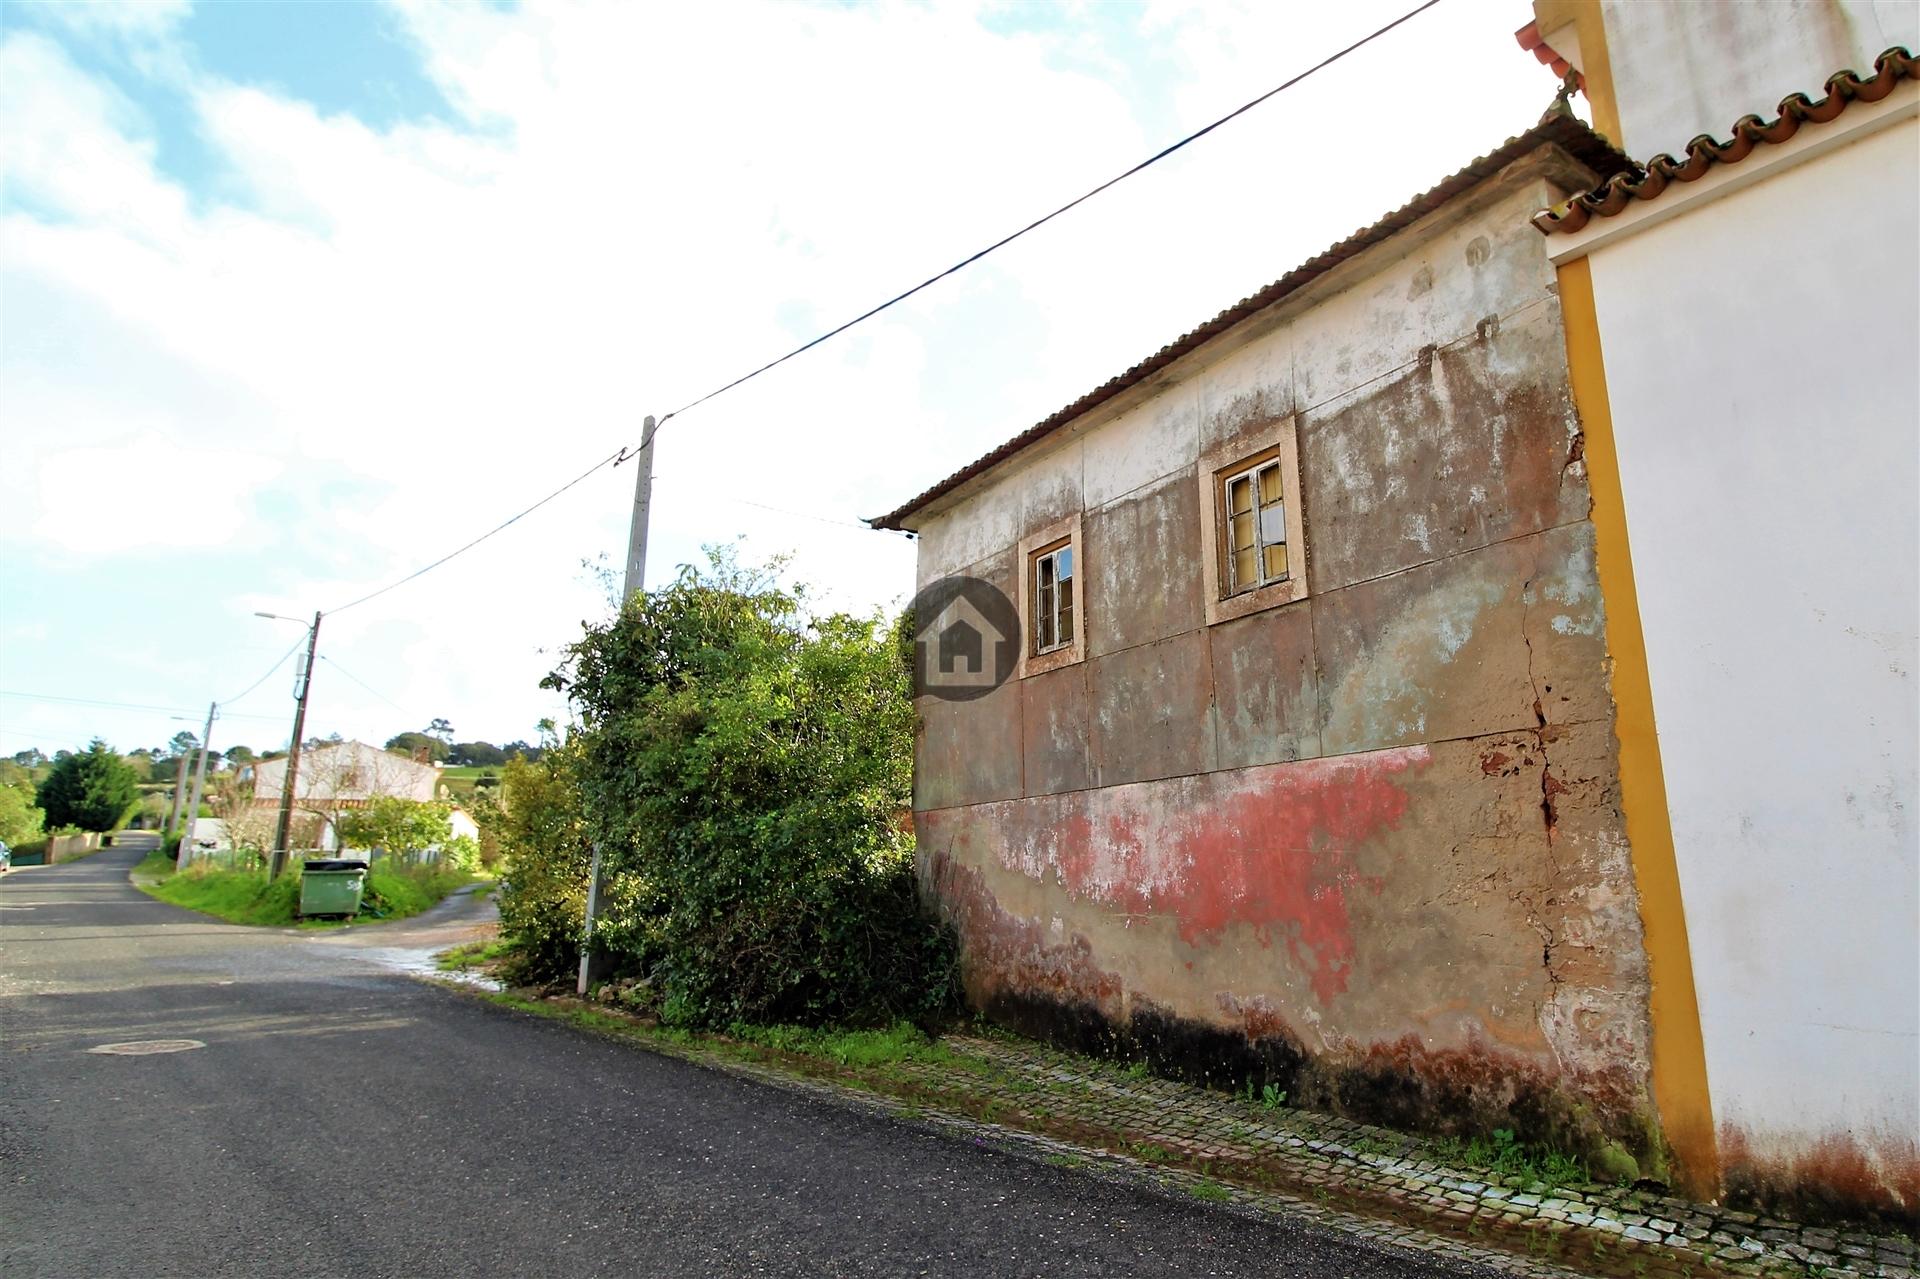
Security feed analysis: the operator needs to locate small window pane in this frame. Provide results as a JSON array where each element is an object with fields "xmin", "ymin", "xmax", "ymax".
[
  {"xmin": 1233, "ymin": 546, "xmax": 1256, "ymax": 590},
  {"xmin": 1263, "ymin": 542, "xmax": 1289, "ymax": 580},
  {"xmin": 1227, "ymin": 475, "xmax": 1253, "ymax": 516},
  {"xmin": 1057, "ymin": 546, "xmax": 1072, "ymax": 581},
  {"xmin": 1038, "ymin": 555, "xmax": 1055, "ymax": 590},
  {"xmin": 1058, "ymin": 577, "xmax": 1074, "ymax": 644},
  {"xmin": 1230, "ymin": 511, "xmax": 1255, "ymax": 554},
  {"xmin": 1260, "ymin": 501, "xmax": 1287, "ymax": 547},
  {"xmin": 1258, "ymin": 463, "xmax": 1283, "ymax": 507}
]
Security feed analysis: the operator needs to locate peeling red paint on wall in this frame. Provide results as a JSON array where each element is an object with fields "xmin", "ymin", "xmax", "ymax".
[{"xmin": 996, "ymin": 747, "xmax": 1431, "ymax": 1004}]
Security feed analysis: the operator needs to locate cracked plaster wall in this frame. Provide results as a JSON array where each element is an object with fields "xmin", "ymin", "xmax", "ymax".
[{"xmin": 912, "ymin": 163, "xmax": 1659, "ymax": 1165}]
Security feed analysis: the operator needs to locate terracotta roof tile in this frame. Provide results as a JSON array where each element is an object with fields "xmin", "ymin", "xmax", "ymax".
[
  {"xmin": 1514, "ymin": 21, "xmax": 1584, "ymax": 91},
  {"xmin": 871, "ymin": 113, "xmax": 1632, "ymax": 531},
  {"xmin": 1533, "ymin": 46, "xmax": 1916, "ymax": 235}
]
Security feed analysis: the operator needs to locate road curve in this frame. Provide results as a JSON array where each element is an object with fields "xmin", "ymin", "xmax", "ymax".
[{"xmin": 0, "ymin": 842, "xmax": 1488, "ymax": 1278}]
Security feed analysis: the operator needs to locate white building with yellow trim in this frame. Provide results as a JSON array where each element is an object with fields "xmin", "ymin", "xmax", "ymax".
[{"xmin": 1524, "ymin": 0, "xmax": 1917, "ymax": 1225}]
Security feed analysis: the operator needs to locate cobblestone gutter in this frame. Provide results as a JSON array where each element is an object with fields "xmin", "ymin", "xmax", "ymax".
[{"xmin": 472, "ymin": 989, "xmax": 1917, "ymax": 1279}]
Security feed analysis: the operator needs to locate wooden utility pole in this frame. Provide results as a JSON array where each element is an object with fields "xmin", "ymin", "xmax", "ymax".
[
  {"xmin": 269, "ymin": 611, "xmax": 323, "ymax": 880},
  {"xmin": 176, "ymin": 703, "xmax": 217, "ymax": 872},
  {"xmin": 579, "ymin": 416, "xmax": 655, "ymax": 995}
]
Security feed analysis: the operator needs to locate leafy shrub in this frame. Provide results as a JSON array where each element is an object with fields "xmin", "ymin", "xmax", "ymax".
[
  {"xmin": 484, "ymin": 748, "xmax": 593, "ymax": 984},
  {"xmin": 534, "ymin": 549, "xmax": 954, "ymax": 1028},
  {"xmin": 439, "ymin": 834, "xmax": 481, "ymax": 873},
  {"xmin": 0, "ymin": 782, "xmax": 44, "ymax": 846},
  {"xmin": 335, "ymin": 796, "xmax": 454, "ymax": 859}
]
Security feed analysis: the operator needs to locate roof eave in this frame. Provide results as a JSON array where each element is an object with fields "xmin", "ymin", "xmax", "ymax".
[{"xmin": 872, "ymin": 113, "xmax": 1633, "ymax": 532}]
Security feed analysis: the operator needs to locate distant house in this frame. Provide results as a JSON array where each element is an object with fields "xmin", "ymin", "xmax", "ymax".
[{"xmin": 248, "ymin": 740, "xmax": 440, "ymax": 850}]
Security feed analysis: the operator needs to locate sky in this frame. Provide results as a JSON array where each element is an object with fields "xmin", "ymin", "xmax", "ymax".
[{"xmin": 0, "ymin": 0, "xmax": 1569, "ymax": 761}]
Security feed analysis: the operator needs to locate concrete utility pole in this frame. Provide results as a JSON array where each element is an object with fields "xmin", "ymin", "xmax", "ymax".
[
  {"xmin": 165, "ymin": 751, "xmax": 190, "ymax": 846},
  {"xmin": 176, "ymin": 703, "xmax": 217, "ymax": 872},
  {"xmin": 623, "ymin": 414, "xmax": 656, "ymax": 602},
  {"xmin": 268, "ymin": 611, "xmax": 323, "ymax": 880},
  {"xmin": 579, "ymin": 415, "xmax": 655, "ymax": 995}
]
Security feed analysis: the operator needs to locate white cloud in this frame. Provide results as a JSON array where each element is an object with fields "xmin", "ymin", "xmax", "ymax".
[
  {"xmin": 32, "ymin": 433, "xmax": 281, "ymax": 555},
  {"xmin": 28, "ymin": 0, "xmax": 192, "ymax": 44},
  {"xmin": 0, "ymin": 0, "xmax": 1563, "ymax": 750}
]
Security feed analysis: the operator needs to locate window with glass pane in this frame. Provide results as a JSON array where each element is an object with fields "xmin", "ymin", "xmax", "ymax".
[
  {"xmin": 1223, "ymin": 459, "xmax": 1288, "ymax": 594},
  {"xmin": 1033, "ymin": 542, "xmax": 1074, "ymax": 654}
]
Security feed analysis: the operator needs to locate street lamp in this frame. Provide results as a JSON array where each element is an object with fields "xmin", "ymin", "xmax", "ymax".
[{"xmin": 257, "ymin": 610, "xmax": 323, "ymax": 879}]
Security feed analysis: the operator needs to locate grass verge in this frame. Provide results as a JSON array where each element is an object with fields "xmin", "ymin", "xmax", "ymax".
[
  {"xmin": 436, "ymin": 937, "xmax": 516, "ymax": 970},
  {"xmin": 136, "ymin": 858, "xmax": 476, "ymax": 928}
]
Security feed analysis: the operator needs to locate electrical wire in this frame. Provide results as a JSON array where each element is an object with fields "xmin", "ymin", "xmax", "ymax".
[
  {"xmin": 318, "ymin": 655, "xmax": 413, "ymax": 718},
  {"xmin": 726, "ymin": 497, "xmax": 879, "ymax": 530},
  {"xmin": 651, "ymin": 0, "xmax": 1445, "ymax": 429},
  {"xmin": 326, "ymin": 447, "xmax": 627, "ymax": 616},
  {"xmin": 295, "ymin": 1, "xmax": 1442, "ymax": 615},
  {"xmin": 220, "ymin": 634, "xmax": 307, "ymax": 708},
  {"xmin": 0, "ymin": 690, "xmax": 286, "ymax": 723}
]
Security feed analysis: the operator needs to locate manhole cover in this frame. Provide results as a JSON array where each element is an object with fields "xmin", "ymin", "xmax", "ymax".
[{"xmin": 86, "ymin": 1039, "xmax": 205, "ymax": 1056}]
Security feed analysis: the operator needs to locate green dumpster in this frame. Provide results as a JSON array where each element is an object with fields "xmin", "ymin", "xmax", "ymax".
[{"xmin": 299, "ymin": 858, "xmax": 369, "ymax": 918}]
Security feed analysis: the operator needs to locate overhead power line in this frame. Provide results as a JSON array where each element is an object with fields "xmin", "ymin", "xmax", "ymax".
[
  {"xmin": 652, "ymin": 0, "xmax": 1445, "ymax": 428},
  {"xmin": 307, "ymin": 0, "xmax": 1441, "ymax": 614},
  {"xmin": 221, "ymin": 634, "xmax": 307, "ymax": 707},
  {"xmin": 318, "ymin": 655, "xmax": 414, "ymax": 719},
  {"xmin": 326, "ymin": 447, "xmax": 628, "ymax": 616},
  {"xmin": 0, "ymin": 690, "xmax": 286, "ymax": 723}
]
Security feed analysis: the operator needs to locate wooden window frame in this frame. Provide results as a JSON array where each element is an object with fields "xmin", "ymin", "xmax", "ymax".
[
  {"xmin": 1016, "ymin": 513, "xmax": 1085, "ymax": 679},
  {"xmin": 1031, "ymin": 537, "xmax": 1075, "ymax": 656},
  {"xmin": 1199, "ymin": 418, "xmax": 1308, "ymax": 627}
]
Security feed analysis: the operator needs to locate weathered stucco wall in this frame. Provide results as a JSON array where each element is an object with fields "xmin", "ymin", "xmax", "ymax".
[{"xmin": 911, "ymin": 159, "xmax": 1662, "ymax": 1173}]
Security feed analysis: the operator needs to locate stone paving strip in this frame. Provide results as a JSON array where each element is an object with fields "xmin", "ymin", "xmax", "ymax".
[{"xmin": 470, "ymin": 989, "xmax": 1917, "ymax": 1279}]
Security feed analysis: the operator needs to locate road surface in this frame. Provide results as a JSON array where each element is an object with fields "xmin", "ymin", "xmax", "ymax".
[{"xmin": 0, "ymin": 840, "xmax": 1489, "ymax": 1278}]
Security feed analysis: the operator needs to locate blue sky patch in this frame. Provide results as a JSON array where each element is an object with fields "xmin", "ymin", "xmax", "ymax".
[{"xmin": 180, "ymin": 0, "xmax": 453, "ymax": 131}]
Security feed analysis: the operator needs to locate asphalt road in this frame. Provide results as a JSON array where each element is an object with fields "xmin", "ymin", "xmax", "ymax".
[{"xmin": 0, "ymin": 841, "xmax": 1485, "ymax": 1279}]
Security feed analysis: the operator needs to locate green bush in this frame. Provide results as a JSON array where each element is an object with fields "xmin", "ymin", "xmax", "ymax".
[
  {"xmin": 440, "ymin": 834, "xmax": 481, "ymax": 873},
  {"xmin": 533, "ymin": 548, "xmax": 954, "ymax": 1029},
  {"xmin": 335, "ymin": 796, "xmax": 454, "ymax": 858},
  {"xmin": 0, "ymin": 782, "xmax": 45, "ymax": 846},
  {"xmin": 485, "ymin": 748, "xmax": 593, "ymax": 984}
]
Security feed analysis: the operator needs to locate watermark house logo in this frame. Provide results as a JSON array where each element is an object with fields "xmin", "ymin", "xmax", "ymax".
[{"xmin": 910, "ymin": 576, "xmax": 1018, "ymax": 701}]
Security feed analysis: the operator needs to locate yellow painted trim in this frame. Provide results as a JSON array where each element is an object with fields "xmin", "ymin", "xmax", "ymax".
[
  {"xmin": 1534, "ymin": 0, "xmax": 1623, "ymax": 144},
  {"xmin": 1557, "ymin": 256, "xmax": 1719, "ymax": 1198}
]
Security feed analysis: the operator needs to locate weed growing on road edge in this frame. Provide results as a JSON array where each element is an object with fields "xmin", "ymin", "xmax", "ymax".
[
  {"xmin": 1189, "ymin": 1179, "xmax": 1231, "ymax": 1203},
  {"xmin": 725, "ymin": 1021, "xmax": 957, "ymax": 1070},
  {"xmin": 437, "ymin": 938, "xmax": 516, "ymax": 971},
  {"xmin": 1429, "ymin": 1127, "xmax": 1589, "ymax": 1193}
]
